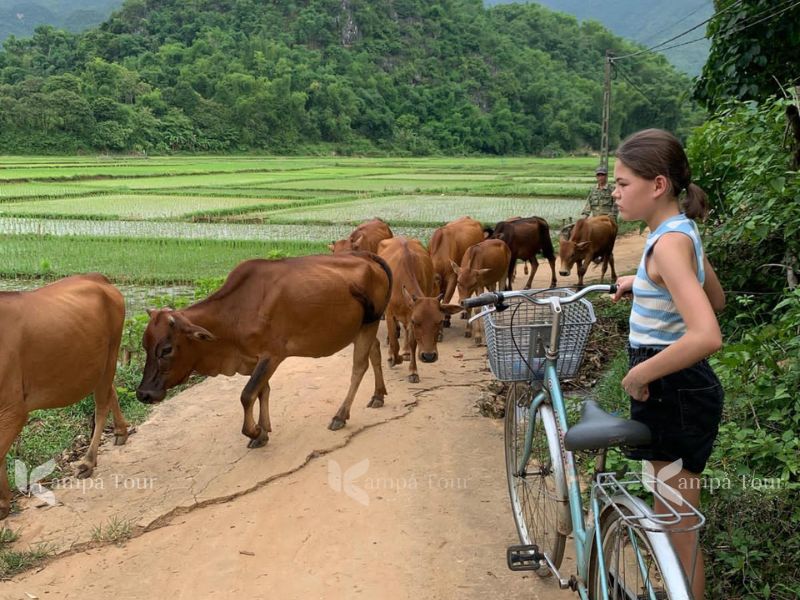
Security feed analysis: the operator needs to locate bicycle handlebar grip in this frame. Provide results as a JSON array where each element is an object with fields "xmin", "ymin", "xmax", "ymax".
[
  {"xmin": 609, "ymin": 283, "xmax": 618, "ymax": 295},
  {"xmin": 462, "ymin": 292, "xmax": 503, "ymax": 308}
]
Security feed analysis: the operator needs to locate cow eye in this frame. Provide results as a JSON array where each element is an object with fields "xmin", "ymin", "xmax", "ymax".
[{"xmin": 159, "ymin": 345, "xmax": 173, "ymax": 358}]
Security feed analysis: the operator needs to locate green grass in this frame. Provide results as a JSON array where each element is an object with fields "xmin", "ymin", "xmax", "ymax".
[{"xmin": 0, "ymin": 234, "xmax": 329, "ymax": 283}]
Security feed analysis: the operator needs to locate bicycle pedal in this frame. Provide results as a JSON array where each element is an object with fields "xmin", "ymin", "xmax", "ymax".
[{"xmin": 507, "ymin": 544, "xmax": 544, "ymax": 571}]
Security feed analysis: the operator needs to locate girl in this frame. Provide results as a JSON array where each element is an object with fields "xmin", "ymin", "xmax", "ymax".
[{"xmin": 611, "ymin": 128, "xmax": 725, "ymax": 598}]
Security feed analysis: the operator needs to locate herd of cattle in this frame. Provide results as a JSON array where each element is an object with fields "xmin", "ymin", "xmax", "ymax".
[{"xmin": 0, "ymin": 214, "xmax": 617, "ymax": 519}]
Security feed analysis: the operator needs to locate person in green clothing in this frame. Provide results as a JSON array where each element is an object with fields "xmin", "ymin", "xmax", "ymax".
[{"xmin": 581, "ymin": 165, "xmax": 618, "ymax": 218}]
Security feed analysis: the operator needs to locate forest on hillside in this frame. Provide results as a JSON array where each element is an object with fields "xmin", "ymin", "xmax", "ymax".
[
  {"xmin": 0, "ymin": 0, "xmax": 123, "ymax": 40},
  {"xmin": 0, "ymin": 0, "xmax": 697, "ymax": 155}
]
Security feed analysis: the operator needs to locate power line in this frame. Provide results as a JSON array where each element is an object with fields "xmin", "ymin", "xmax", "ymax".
[
  {"xmin": 612, "ymin": 62, "xmax": 658, "ymax": 107},
  {"xmin": 640, "ymin": 0, "xmax": 713, "ymax": 47},
  {"xmin": 612, "ymin": 0, "xmax": 744, "ymax": 60},
  {"xmin": 715, "ymin": 0, "xmax": 800, "ymax": 39}
]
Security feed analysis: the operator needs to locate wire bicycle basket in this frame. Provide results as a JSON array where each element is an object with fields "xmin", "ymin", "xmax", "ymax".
[{"xmin": 480, "ymin": 288, "xmax": 596, "ymax": 382}]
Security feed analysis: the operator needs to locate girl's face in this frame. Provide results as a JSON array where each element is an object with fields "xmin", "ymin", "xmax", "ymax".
[{"xmin": 611, "ymin": 161, "xmax": 662, "ymax": 222}]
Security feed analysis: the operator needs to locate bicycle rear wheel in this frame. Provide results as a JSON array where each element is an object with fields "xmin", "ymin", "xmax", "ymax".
[
  {"xmin": 588, "ymin": 502, "xmax": 692, "ymax": 600},
  {"xmin": 504, "ymin": 381, "xmax": 569, "ymax": 576}
]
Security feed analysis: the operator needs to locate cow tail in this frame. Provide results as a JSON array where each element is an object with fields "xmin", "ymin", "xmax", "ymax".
[
  {"xmin": 362, "ymin": 252, "xmax": 393, "ymax": 325},
  {"xmin": 539, "ymin": 220, "xmax": 556, "ymax": 260}
]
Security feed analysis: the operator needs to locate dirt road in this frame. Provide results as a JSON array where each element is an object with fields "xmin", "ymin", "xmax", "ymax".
[{"xmin": 0, "ymin": 233, "xmax": 645, "ymax": 600}]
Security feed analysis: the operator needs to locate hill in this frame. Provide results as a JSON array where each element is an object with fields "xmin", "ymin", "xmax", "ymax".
[
  {"xmin": 0, "ymin": 0, "xmax": 124, "ymax": 40},
  {"xmin": 0, "ymin": 0, "xmax": 699, "ymax": 154},
  {"xmin": 485, "ymin": 0, "xmax": 712, "ymax": 76}
]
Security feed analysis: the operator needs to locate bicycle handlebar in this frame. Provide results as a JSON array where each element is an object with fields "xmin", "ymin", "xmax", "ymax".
[{"xmin": 461, "ymin": 284, "xmax": 618, "ymax": 309}]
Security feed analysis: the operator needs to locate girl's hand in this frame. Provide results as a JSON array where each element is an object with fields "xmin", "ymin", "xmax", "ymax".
[
  {"xmin": 622, "ymin": 368, "xmax": 650, "ymax": 401},
  {"xmin": 613, "ymin": 276, "xmax": 635, "ymax": 302}
]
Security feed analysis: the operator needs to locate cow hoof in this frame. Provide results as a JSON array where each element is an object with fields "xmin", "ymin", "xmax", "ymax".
[
  {"xmin": 443, "ymin": 319, "xmax": 451, "ymax": 328},
  {"xmin": 408, "ymin": 373, "xmax": 420, "ymax": 383},
  {"xmin": 247, "ymin": 434, "xmax": 269, "ymax": 449},
  {"xmin": 460, "ymin": 311, "xmax": 468, "ymax": 320},
  {"xmin": 328, "ymin": 417, "xmax": 346, "ymax": 431},
  {"xmin": 474, "ymin": 338, "xmax": 483, "ymax": 346},
  {"xmin": 437, "ymin": 332, "xmax": 443, "ymax": 342},
  {"xmin": 367, "ymin": 395, "xmax": 384, "ymax": 408},
  {"xmin": 401, "ymin": 352, "xmax": 411, "ymax": 361},
  {"xmin": 464, "ymin": 330, "xmax": 472, "ymax": 338},
  {"xmin": 75, "ymin": 462, "xmax": 94, "ymax": 479},
  {"xmin": 388, "ymin": 355, "xmax": 402, "ymax": 367},
  {"xmin": 114, "ymin": 432, "xmax": 129, "ymax": 446}
]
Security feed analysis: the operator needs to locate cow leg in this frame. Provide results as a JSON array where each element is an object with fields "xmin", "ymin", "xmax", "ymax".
[
  {"xmin": 367, "ymin": 339, "xmax": 387, "ymax": 408},
  {"xmin": 577, "ymin": 260, "xmax": 587, "ymax": 288},
  {"xmin": 407, "ymin": 329, "xmax": 420, "ymax": 383},
  {"xmin": 442, "ymin": 275, "xmax": 457, "ymax": 327},
  {"xmin": 0, "ymin": 412, "xmax": 26, "ymax": 519},
  {"xmin": 401, "ymin": 321, "xmax": 411, "ymax": 361},
  {"xmin": 505, "ymin": 256, "xmax": 516, "ymax": 291},
  {"xmin": 386, "ymin": 312, "xmax": 403, "ymax": 367},
  {"xmin": 241, "ymin": 357, "xmax": 279, "ymax": 448},
  {"xmin": 330, "ymin": 322, "xmax": 379, "ymax": 430},
  {"xmin": 524, "ymin": 259, "xmax": 539, "ymax": 289},
  {"xmin": 609, "ymin": 253, "xmax": 617, "ymax": 281},
  {"xmin": 546, "ymin": 256, "xmax": 558, "ymax": 288}
]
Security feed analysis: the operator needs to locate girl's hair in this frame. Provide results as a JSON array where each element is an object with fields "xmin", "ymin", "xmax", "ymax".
[{"xmin": 615, "ymin": 128, "xmax": 708, "ymax": 220}]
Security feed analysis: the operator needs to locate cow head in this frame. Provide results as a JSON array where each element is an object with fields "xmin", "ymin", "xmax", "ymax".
[
  {"xmin": 329, "ymin": 239, "xmax": 352, "ymax": 253},
  {"xmin": 136, "ymin": 309, "xmax": 215, "ymax": 403},
  {"xmin": 401, "ymin": 287, "xmax": 461, "ymax": 363},
  {"xmin": 558, "ymin": 240, "xmax": 591, "ymax": 276},
  {"xmin": 451, "ymin": 259, "xmax": 490, "ymax": 304}
]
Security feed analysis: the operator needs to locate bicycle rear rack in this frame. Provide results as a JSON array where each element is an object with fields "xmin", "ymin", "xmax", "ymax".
[{"xmin": 594, "ymin": 472, "xmax": 706, "ymax": 533}]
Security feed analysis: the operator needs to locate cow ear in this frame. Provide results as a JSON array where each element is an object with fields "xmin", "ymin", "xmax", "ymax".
[
  {"xmin": 401, "ymin": 285, "xmax": 417, "ymax": 306},
  {"xmin": 352, "ymin": 234, "xmax": 364, "ymax": 248},
  {"xmin": 189, "ymin": 326, "xmax": 215, "ymax": 342},
  {"xmin": 449, "ymin": 259, "xmax": 460, "ymax": 275},
  {"xmin": 576, "ymin": 241, "xmax": 591, "ymax": 250},
  {"xmin": 328, "ymin": 243, "xmax": 335, "ymax": 253},
  {"xmin": 477, "ymin": 268, "xmax": 492, "ymax": 276},
  {"xmin": 440, "ymin": 303, "xmax": 463, "ymax": 316}
]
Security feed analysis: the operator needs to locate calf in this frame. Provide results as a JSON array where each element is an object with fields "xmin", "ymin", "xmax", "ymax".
[
  {"xmin": 451, "ymin": 239, "xmax": 511, "ymax": 343},
  {"xmin": 489, "ymin": 216, "xmax": 557, "ymax": 289},
  {"xmin": 330, "ymin": 218, "xmax": 393, "ymax": 253},
  {"xmin": 0, "ymin": 274, "xmax": 128, "ymax": 519},
  {"xmin": 558, "ymin": 215, "xmax": 618, "ymax": 287},
  {"xmin": 378, "ymin": 237, "xmax": 461, "ymax": 382}
]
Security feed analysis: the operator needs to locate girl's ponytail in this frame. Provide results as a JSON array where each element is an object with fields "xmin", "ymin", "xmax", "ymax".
[{"xmin": 682, "ymin": 182, "xmax": 708, "ymax": 221}]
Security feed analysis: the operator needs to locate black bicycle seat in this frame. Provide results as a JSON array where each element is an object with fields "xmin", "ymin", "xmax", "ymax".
[{"xmin": 564, "ymin": 399, "xmax": 651, "ymax": 451}]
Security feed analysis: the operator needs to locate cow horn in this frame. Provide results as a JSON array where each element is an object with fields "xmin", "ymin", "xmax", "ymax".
[{"xmin": 167, "ymin": 315, "xmax": 176, "ymax": 327}]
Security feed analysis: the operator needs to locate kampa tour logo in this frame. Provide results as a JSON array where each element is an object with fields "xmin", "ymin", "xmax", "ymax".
[
  {"xmin": 641, "ymin": 458, "xmax": 684, "ymax": 505},
  {"xmin": 328, "ymin": 458, "xmax": 370, "ymax": 506},
  {"xmin": 15, "ymin": 459, "xmax": 57, "ymax": 507}
]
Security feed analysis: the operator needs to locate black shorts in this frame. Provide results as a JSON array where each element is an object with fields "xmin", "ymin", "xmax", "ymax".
[{"xmin": 624, "ymin": 346, "xmax": 724, "ymax": 475}]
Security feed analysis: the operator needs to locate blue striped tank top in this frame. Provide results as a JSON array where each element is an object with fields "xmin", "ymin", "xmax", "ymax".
[{"xmin": 629, "ymin": 213, "xmax": 705, "ymax": 348}]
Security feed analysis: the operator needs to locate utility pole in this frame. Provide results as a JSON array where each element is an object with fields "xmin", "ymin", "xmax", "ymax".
[{"xmin": 600, "ymin": 50, "xmax": 613, "ymax": 170}]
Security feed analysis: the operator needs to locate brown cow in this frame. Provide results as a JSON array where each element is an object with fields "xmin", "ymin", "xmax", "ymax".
[
  {"xmin": 330, "ymin": 218, "xmax": 393, "ymax": 253},
  {"xmin": 428, "ymin": 216, "xmax": 484, "ymax": 328},
  {"xmin": 378, "ymin": 237, "xmax": 461, "ymax": 383},
  {"xmin": 0, "ymin": 274, "xmax": 128, "ymax": 519},
  {"xmin": 137, "ymin": 253, "xmax": 392, "ymax": 445},
  {"xmin": 558, "ymin": 216, "xmax": 618, "ymax": 287},
  {"xmin": 489, "ymin": 216, "xmax": 558, "ymax": 289},
  {"xmin": 451, "ymin": 239, "xmax": 512, "ymax": 343}
]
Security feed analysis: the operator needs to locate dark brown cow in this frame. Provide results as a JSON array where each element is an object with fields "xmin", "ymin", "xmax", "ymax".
[
  {"xmin": 451, "ymin": 239, "xmax": 512, "ymax": 343},
  {"xmin": 489, "ymin": 216, "xmax": 558, "ymax": 289},
  {"xmin": 137, "ymin": 253, "xmax": 392, "ymax": 445},
  {"xmin": 558, "ymin": 215, "xmax": 618, "ymax": 287},
  {"xmin": 428, "ymin": 216, "xmax": 484, "ymax": 328},
  {"xmin": 378, "ymin": 237, "xmax": 461, "ymax": 382},
  {"xmin": 330, "ymin": 218, "xmax": 393, "ymax": 254},
  {"xmin": 0, "ymin": 274, "xmax": 128, "ymax": 519}
]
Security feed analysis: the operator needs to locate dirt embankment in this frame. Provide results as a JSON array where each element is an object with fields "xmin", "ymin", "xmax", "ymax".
[{"xmin": 0, "ymin": 233, "xmax": 645, "ymax": 600}]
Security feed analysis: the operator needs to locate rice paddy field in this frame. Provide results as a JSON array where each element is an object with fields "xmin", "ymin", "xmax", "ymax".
[{"xmin": 0, "ymin": 155, "xmax": 603, "ymax": 311}]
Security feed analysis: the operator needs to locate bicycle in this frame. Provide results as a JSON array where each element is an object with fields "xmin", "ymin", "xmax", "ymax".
[{"xmin": 463, "ymin": 285, "xmax": 705, "ymax": 600}]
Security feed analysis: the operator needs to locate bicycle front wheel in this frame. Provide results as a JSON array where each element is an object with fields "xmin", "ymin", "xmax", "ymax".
[
  {"xmin": 504, "ymin": 381, "xmax": 569, "ymax": 576},
  {"xmin": 588, "ymin": 502, "xmax": 693, "ymax": 600}
]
